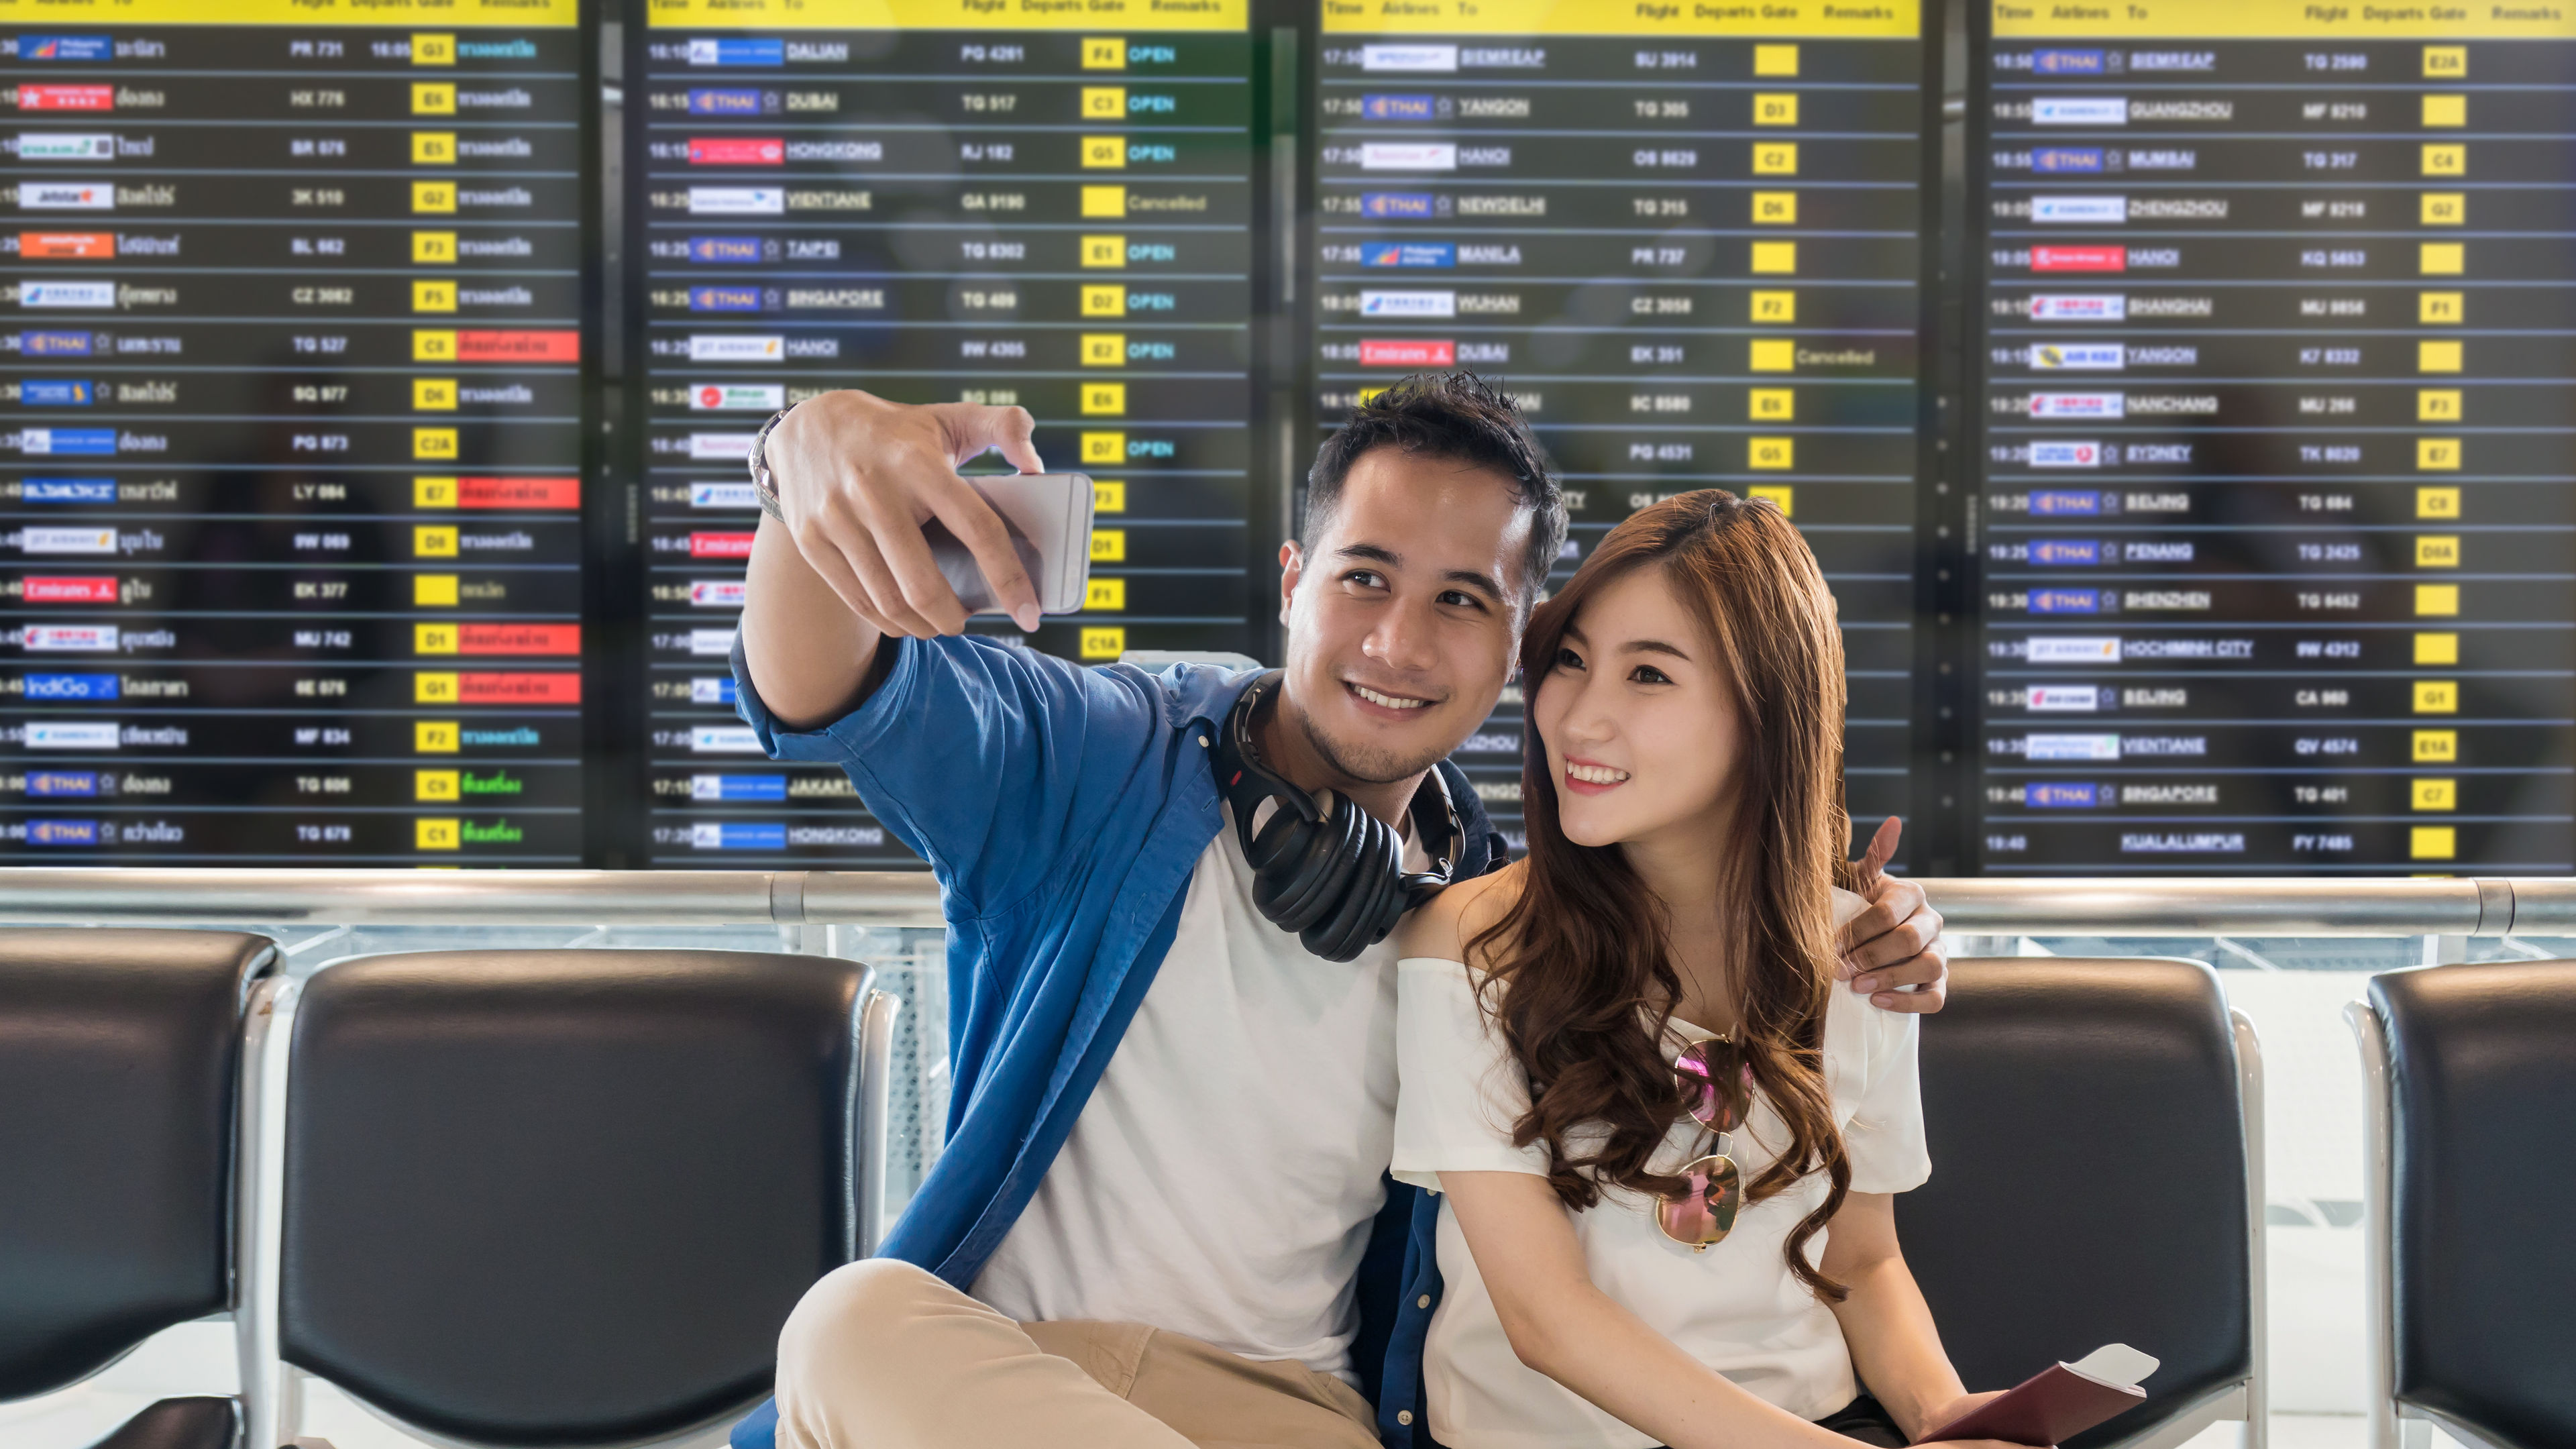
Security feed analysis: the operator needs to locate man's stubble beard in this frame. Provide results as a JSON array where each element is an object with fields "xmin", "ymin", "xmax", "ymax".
[{"xmin": 1294, "ymin": 701, "xmax": 1466, "ymax": 789}]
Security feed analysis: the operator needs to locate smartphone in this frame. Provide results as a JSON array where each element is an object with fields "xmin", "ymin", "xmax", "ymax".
[{"xmin": 922, "ymin": 472, "xmax": 1094, "ymax": 616}]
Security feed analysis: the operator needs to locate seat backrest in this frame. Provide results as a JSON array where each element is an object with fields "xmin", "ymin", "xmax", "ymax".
[
  {"xmin": 1895, "ymin": 959, "xmax": 2251, "ymax": 1448},
  {"xmin": 2372, "ymin": 961, "xmax": 2576, "ymax": 1448},
  {"xmin": 278, "ymin": 949, "xmax": 867, "ymax": 1447},
  {"xmin": 0, "ymin": 928, "xmax": 274, "ymax": 1401}
]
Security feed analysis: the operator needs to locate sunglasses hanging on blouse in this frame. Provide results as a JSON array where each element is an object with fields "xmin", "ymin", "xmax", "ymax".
[{"xmin": 1657, "ymin": 1036, "xmax": 1752, "ymax": 1252}]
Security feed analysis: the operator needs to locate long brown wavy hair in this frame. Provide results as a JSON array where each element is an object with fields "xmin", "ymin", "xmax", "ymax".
[{"xmin": 1468, "ymin": 490, "xmax": 1856, "ymax": 1299}]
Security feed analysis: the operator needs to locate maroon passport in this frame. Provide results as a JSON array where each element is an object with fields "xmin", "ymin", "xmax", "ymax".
[{"xmin": 1912, "ymin": 1345, "xmax": 2157, "ymax": 1447}]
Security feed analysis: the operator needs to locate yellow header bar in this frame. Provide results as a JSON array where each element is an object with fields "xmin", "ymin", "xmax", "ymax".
[
  {"xmin": 646, "ymin": 0, "xmax": 1246, "ymax": 29},
  {"xmin": 1324, "ymin": 0, "xmax": 1917, "ymax": 38},
  {"xmin": 0, "ymin": 0, "xmax": 576, "ymax": 22},
  {"xmin": 1994, "ymin": 0, "xmax": 2576, "ymax": 39}
]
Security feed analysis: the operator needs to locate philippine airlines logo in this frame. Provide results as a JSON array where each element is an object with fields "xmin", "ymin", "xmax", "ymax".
[
  {"xmin": 2033, "ymin": 246, "xmax": 2126, "ymax": 273},
  {"xmin": 21, "ymin": 37, "xmax": 115, "ymax": 62},
  {"xmin": 1362, "ymin": 241, "xmax": 1455, "ymax": 267},
  {"xmin": 2030, "ymin": 294, "xmax": 2126, "ymax": 321}
]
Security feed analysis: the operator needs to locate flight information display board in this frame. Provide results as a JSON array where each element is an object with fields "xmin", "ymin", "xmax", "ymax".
[
  {"xmin": 1971, "ymin": 0, "xmax": 2576, "ymax": 873},
  {"xmin": 1312, "ymin": 0, "xmax": 1935, "ymax": 857},
  {"xmin": 631, "ymin": 0, "xmax": 1258, "ymax": 867},
  {"xmin": 0, "ymin": 0, "xmax": 593, "ymax": 864}
]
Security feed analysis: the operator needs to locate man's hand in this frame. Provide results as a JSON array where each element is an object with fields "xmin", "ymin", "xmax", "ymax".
[
  {"xmin": 1836, "ymin": 816, "xmax": 1948, "ymax": 1014},
  {"xmin": 767, "ymin": 389, "xmax": 1047, "ymax": 636}
]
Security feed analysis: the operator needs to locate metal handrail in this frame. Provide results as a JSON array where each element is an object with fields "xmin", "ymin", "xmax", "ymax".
[{"xmin": 0, "ymin": 867, "xmax": 2570, "ymax": 934}]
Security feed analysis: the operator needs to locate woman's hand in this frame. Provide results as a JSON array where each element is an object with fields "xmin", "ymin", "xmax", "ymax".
[{"xmin": 1911, "ymin": 1389, "xmax": 2010, "ymax": 1437}]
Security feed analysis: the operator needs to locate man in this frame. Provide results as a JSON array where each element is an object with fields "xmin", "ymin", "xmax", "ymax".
[{"xmin": 733, "ymin": 373, "xmax": 1949, "ymax": 1449}]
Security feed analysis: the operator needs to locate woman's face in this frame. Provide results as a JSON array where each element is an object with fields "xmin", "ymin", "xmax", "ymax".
[{"xmin": 1530, "ymin": 566, "xmax": 1742, "ymax": 851}]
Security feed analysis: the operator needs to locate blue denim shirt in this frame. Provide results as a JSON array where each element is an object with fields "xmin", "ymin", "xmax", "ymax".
[{"xmin": 727, "ymin": 633, "xmax": 1503, "ymax": 1448}]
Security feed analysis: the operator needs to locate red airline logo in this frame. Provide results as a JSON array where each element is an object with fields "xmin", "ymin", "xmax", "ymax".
[
  {"xmin": 456, "ymin": 624, "xmax": 582, "ymax": 657},
  {"xmin": 454, "ymin": 672, "xmax": 582, "ymax": 704},
  {"xmin": 455, "ymin": 330, "xmax": 580, "ymax": 364},
  {"xmin": 454, "ymin": 476, "xmax": 579, "ymax": 509},
  {"xmin": 20, "ymin": 232, "xmax": 113, "ymax": 260},
  {"xmin": 2032, "ymin": 246, "xmax": 2127, "ymax": 274},
  {"xmin": 23, "ymin": 576, "xmax": 115, "ymax": 603},
  {"xmin": 1359, "ymin": 339, "xmax": 1456, "ymax": 367},
  {"xmin": 690, "ymin": 137, "xmax": 785, "ymax": 165},
  {"xmin": 690, "ymin": 532, "xmax": 757, "ymax": 559},
  {"xmin": 19, "ymin": 85, "xmax": 113, "ymax": 111}
]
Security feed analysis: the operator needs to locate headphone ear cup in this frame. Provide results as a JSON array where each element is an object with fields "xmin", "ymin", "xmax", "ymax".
[
  {"xmin": 1245, "ymin": 798, "xmax": 1344, "ymax": 934},
  {"xmin": 1302, "ymin": 808, "xmax": 1405, "ymax": 963}
]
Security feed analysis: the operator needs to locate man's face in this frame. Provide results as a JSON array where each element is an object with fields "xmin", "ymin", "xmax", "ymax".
[{"xmin": 1277, "ymin": 448, "xmax": 1530, "ymax": 786}]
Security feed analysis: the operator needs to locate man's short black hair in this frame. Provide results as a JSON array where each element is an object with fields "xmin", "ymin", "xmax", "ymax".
[{"xmin": 1303, "ymin": 371, "xmax": 1568, "ymax": 610}]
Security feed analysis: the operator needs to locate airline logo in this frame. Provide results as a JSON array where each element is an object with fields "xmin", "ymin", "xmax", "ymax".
[
  {"xmin": 2030, "ymin": 440, "xmax": 2105, "ymax": 468},
  {"xmin": 2030, "ymin": 293, "xmax": 2125, "ymax": 321},
  {"xmin": 688, "ymin": 38, "xmax": 784, "ymax": 66},
  {"xmin": 1362, "ymin": 94, "xmax": 1438, "ymax": 120},
  {"xmin": 691, "ymin": 382, "xmax": 783, "ymax": 411},
  {"xmin": 23, "ymin": 475, "xmax": 111, "ymax": 501},
  {"xmin": 688, "ymin": 284, "xmax": 764, "ymax": 312},
  {"xmin": 1360, "ymin": 43, "xmax": 1458, "ymax": 71},
  {"xmin": 2030, "ymin": 539, "xmax": 2103, "ymax": 566},
  {"xmin": 687, "ymin": 333, "xmax": 784, "ymax": 362},
  {"xmin": 2033, "ymin": 147, "xmax": 2106, "ymax": 172},
  {"xmin": 688, "ymin": 432, "xmax": 758, "ymax": 460},
  {"xmin": 692, "ymin": 821, "xmax": 786, "ymax": 849},
  {"xmin": 20, "ymin": 281, "xmax": 112, "ymax": 307},
  {"xmin": 23, "ymin": 623, "xmax": 115, "ymax": 650},
  {"xmin": 2032, "ymin": 390, "xmax": 2125, "ymax": 418},
  {"xmin": 26, "ymin": 769, "xmax": 99, "ymax": 794},
  {"xmin": 24, "ymin": 574, "xmax": 115, "ymax": 601},
  {"xmin": 2027, "ymin": 685, "xmax": 2102, "ymax": 711},
  {"xmin": 17, "ymin": 133, "xmax": 113, "ymax": 161},
  {"xmin": 18, "ymin": 378, "xmax": 89, "ymax": 405},
  {"xmin": 16, "ymin": 180, "xmax": 111, "ymax": 209},
  {"xmin": 1360, "ymin": 142, "xmax": 1456, "ymax": 171},
  {"xmin": 2029, "ymin": 588, "xmax": 2101, "ymax": 613},
  {"xmin": 686, "ymin": 627, "xmax": 734, "ymax": 655},
  {"xmin": 24, "ymin": 672, "xmax": 116, "ymax": 698},
  {"xmin": 687, "ymin": 89, "xmax": 766, "ymax": 116},
  {"xmin": 21, "ymin": 427, "xmax": 113, "ymax": 454},
  {"xmin": 2033, "ymin": 343, "xmax": 2125, "ymax": 370},
  {"xmin": 2029, "ymin": 635, "xmax": 2123, "ymax": 663},
  {"xmin": 690, "ymin": 724, "xmax": 764, "ymax": 753},
  {"xmin": 1360, "ymin": 191, "xmax": 1441, "ymax": 219},
  {"xmin": 2029, "ymin": 490, "xmax": 2102, "ymax": 515},
  {"xmin": 1360, "ymin": 288, "xmax": 1454, "ymax": 318},
  {"xmin": 2033, "ymin": 49, "xmax": 2108, "ymax": 74},
  {"xmin": 688, "ymin": 186, "xmax": 784, "ymax": 215},
  {"xmin": 2033, "ymin": 97, "xmax": 2127, "ymax": 125},
  {"xmin": 692, "ymin": 773, "xmax": 786, "ymax": 801},
  {"xmin": 688, "ymin": 235, "xmax": 765, "ymax": 263},
  {"xmin": 20, "ymin": 37, "xmax": 114, "ymax": 62},
  {"xmin": 690, "ymin": 579, "xmax": 748, "ymax": 608},
  {"xmin": 1360, "ymin": 338, "xmax": 1455, "ymax": 367},
  {"xmin": 2033, "ymin": 245, "xmax": 2126, "ymax": 272},
  {"xmin": 21, "ymin": 329, "xmax": 93, "ymax": 354},
  {"xmin": 2025, "ymin": 782, "xmax": 2103, "ymax": 808},
  {"xmin": 690, "ymin": 482, "xmax": 759, "ymax": 508},
  {"xmin": 1363, "ymin": 241, "xmax": 1454, "ymax": 267},
  {"xmin": 2027, "ymin": 733, "xmax": 2121, "ymax": 760},
  {"xmin": 17, "ymin": 85, "xmax": 113, "ymax": 111},
  {"xmin": 24, "ymin": 719, "xmax": 116, "ymax": 748},
  {"xmin": 690, "ymin": 676, "xmax": 739, "ymax": 705},
  {"xmin": 689, "ymin": 531, "xmax": 756, "ymax": 559},
  {"xmin": 22, "ymin": 525, "xmax": 114, "ymax": 553},
  {"xmin": 21, "ymin": 231, "xmax": 111, "ymax": 258},
  {"xmin": 2033, "ymin": 196, "xmax": 2124, "ymax": 223},
  {"xmin": 689, "ymin": 136, "xmax": 784, "ymax": 165},
  {"xmin": 26, "ymin": 818, "xmax": 99, "ymax": 845}
]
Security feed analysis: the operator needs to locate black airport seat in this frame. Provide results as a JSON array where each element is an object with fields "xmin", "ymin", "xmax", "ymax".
[
  {"xmin": 271, "ymin": 949, "xmax": 881, "ymax": 1448},
  {"xmin": 1896, "ymin": 959, "xmax": 2261, "ymax": 1449},
  {"xmin": 0, "ymin": 928, "xmax": 276, "ymax": 1449},
  {"xmin": 2354, "ymin": 961, "xmax": 2576, "ymax": 1449}
]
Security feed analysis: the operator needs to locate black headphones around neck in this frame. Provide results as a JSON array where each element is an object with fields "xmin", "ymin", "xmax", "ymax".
[{"xmin": 1211, "ymin": 672, "xmax": 1464, "ymax": 963}]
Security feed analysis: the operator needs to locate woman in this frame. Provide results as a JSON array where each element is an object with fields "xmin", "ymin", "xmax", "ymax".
[{"xmin": 1393, "ymin": 492, "xmax": 2019, "ymax": 1449}]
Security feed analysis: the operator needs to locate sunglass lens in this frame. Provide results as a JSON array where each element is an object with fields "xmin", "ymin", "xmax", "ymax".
[
  {"xmin": 1656, "ymin": 1153, "xmax": 1741, "ymax": 1248},
  {"xmin": 1675, "ymin": 1041, "xmax": 1750, "ymax": 1132}
]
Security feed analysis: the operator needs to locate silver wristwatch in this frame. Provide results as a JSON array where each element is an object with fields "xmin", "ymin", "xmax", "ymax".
[{"xmin": 747, "ymin": 404, "xmax": 797, "ymax": 521}]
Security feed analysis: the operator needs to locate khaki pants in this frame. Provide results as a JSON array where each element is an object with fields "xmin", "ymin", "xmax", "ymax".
[{"xmin": 773, "ymin": 1258, "xmax": 1384, "ymax": 1449}]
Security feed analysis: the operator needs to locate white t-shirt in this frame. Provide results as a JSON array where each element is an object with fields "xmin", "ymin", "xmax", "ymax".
[
  {"xmin": 971, "ymin": 806, "xmax": 1428, "ymax": 1385},
  {"xmin": 1391, "ymin": 890, "xmax": 1930, "ymax": 1449}
]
